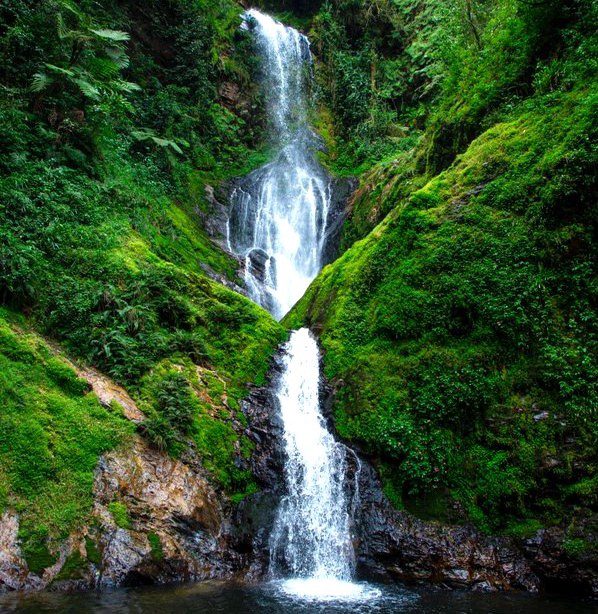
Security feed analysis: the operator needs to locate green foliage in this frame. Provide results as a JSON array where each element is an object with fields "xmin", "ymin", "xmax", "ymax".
[
  {"xmin": 0, "ymin": 0, "xmax": 286, "ymax": 569},
  {"xmin": 562, "ymin": 537, "xmax": 592, "ymax": 557},
  {"xmin": 84, "ymin": 536, "xmax": 101, "ymax": 565},
  {"xmin": 20, "ymin": 537, "xmax": 58, "ymax": 576},
  {"xmin": 139, "ymin": 359, "xmax": 265, "ymax": 497},
  {"xmin": 290, "ymin": 75, "xmax": 597, "ymax": 531},
  {"xmin": 309, "ymin": 0, "xmax": 596, "ymax": 175},
  {"xmin": 54, "ymin": 550, "xmax": 88, "ymax": 581},
  {"xmin": 147, "ymin": 532, "xmax": 164, "ymax": 561},
  {"xmin": 108, "ymin": 501, "xmax": 132, "ymax": 530}
]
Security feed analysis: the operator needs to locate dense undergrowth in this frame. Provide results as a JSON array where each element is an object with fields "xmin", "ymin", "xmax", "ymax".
[
  {"xmin": 0, "ymin": 0, "xmax": 284, "ymax": 567},
  {"xmin": 288, "ymin": 0, "xmax": 597, "ymax": 534}
]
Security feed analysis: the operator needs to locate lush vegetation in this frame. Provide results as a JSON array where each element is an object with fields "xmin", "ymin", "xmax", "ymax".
[
  {"xmin": 0, "ymin": 0, "xmax": 595, "ymax": 575},
  {"xmin": 288, "ymin": 0, "xmax": 597, "ymax": 533},
  {"xmin": 0, "ymin": 308, "xmax": 133, "ymax": 572},
  {"xmin": 0, "ymin": 0, "xmax": 285, "ymax": 568}
]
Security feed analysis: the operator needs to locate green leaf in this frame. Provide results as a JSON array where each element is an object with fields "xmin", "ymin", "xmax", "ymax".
[
  {"xmin": 74, "ymin": 78, "xmax": 100, "ymax": 100},
  {"xmin": 90, "ymin": 29, "xmax": 130, "ymax": 42},
  {"xmin": 44, "ymin": 64, "xmax": 75, "ymax": 77},
  {"xmin": 115, "ymin": 80, "xmax": 142, "ymax": 94},
  {"xmin": 31, "ymin": 72, "xmax": 52, "ymax": 92}
]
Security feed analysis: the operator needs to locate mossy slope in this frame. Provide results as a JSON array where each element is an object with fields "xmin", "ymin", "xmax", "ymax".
[
  {"xmin": 0, "ymin": 0, "xmax": 285, "ymax": 574},
  {"xmin": 288, "ymin": 85, "xmax": 597, "ymax": 532}
]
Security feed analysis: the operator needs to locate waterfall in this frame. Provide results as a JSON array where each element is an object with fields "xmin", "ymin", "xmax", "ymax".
[
  {"xmin": 227, "ymin": 9, "xmax": 331, "ymax": 320},
  {"xmin": 229, "ymin": 10, "xmax": 379, "ymax": 602},
  {"xmin": 269, "ymin": 328, "xmax": 354, "ymax": 583}
]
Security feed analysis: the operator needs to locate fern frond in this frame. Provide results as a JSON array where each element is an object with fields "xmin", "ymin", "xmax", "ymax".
[
  {"xmin": 44, "ymin": 63, "xmax": 75, "ymax": 77},
  {"xmin": 91, "ymin": 29, "xmax": 130, "ymax": 42},
  {"xmin": 114, "ymin": 80, "xmax": 141, "ymax": 94},
  {"xmin": 31, "ymin": 72, "xmax": 52, "ymax": 92},
  {"xmin": 74, "ymin": 78, "xmax": 100, "ymax": 100},
  {"xmin": 86, "ymin": 57, "xmax": 120, "ymax": 79},
  {"xmin": 105, "ymin": 47, "xmax": 130, "ymax": 69}
]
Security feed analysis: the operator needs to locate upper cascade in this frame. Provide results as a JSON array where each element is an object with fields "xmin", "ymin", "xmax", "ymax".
[{"xmin": 227, "ymin": 10, "xmax": 332, "ymax": 320}]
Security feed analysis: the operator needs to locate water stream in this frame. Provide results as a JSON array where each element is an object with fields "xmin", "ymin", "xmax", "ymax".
[
  {"xmin": 227, "ymin": 9, "xmax": 331, "ymax": 320},
  {"xmin": 268, "ymin": 328, "xmax": 372, "ymax": 599},
  {"xmin": 229, "ymin": 10, "xmax": 370, "ymax": 600}
]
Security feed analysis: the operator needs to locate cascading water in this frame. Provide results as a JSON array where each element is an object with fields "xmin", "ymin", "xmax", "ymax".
[
  {"xmin": 227, "ymin": 9, "xmax": 331, "ymax": 320},
  {"xmin": 267, "ymin": 328, "xmax": 380, "ymax": 600},
  {"xmin": 269, "ymin": 329, "xmax": 354, "ymax": 586},
  {"xmin": 230, "ymin": 10, "xmax": 380, "ymax": 602}
]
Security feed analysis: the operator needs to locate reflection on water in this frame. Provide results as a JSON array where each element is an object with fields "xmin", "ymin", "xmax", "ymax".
[{"xmin": 0, "ymin": 580, "xmax": 593, "ymax": 614}]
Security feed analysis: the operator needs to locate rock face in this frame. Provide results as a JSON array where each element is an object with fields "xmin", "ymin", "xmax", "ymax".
[
  {"xmin": 351, "ymin": 459, "xmax": 540, "ymax": 592},
  {"xmin": 199, "ymin": 170, "xmax": 356, "ymax": 276},
  {"xmin": 321, "ymin": 176, "xmax": 358, "ymax": 266},
  {"xmin": 0, "ymin": 436, "xmax": 245, "ymax": 594},
  {"xmin": 92, "ymin": 438, "xmax": 237, "ymax": 588},
  {"xmin": 230, "ymin": 352, "xmax": 288, "ymax": 579}
]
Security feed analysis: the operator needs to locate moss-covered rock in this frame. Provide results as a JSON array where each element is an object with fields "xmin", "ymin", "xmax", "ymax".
[{"xmin": 289, "ymin": 85, "xmax": 597, "ymax": 533}]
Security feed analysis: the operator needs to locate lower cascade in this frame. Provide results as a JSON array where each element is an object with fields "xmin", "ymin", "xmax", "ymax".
[{"xmin": 268, "ymin": 328, "xmax": 377, "ymax": 600}]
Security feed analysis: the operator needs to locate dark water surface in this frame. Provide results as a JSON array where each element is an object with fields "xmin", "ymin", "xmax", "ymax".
[{"xmin": 0, "ymin": 580, "xmax": 594, "ymax": 613}]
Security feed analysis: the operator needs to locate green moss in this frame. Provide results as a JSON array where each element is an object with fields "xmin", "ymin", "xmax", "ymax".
[
  {"xmin": 505, "ymin": 519, "xmax": 544, "ymax": 540},
  {"xmin": 563, "ymin": 538, "xmax": 592, "ymax": 557},
  {"xmin": 147, "ymin": 532, "xmax": 164, "ymax": 562},
  {"xmin": 291, "ymin": 84, "xmax": 597, "ymax": 531},
  {"xmin": 0, "ymin": 312, "xmax": 133, "ymax": 569},
  {"xmin": 85, "ymin": 537, "xmax": 101, "ymax": 566},
  {"xmin": 108, "ymin": 502, "xmax": 132, "ymax": 530},
  {"xmin": 54, "ymin": 551, "xmax": 88, "ymax": 581},
  {"xmin": 20, "ymin": 536, "xmax": 58, "ymax": 576}
]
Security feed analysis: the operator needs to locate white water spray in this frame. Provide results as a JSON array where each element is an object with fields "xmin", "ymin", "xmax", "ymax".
[
  {"xmin": 268, "ymin": 328, "xmax": 380, "ymax": 601},
  {"xmin": 269, "ymin": 328, "xmax": 354, "ymax": 581},
  {"xmin": 228, "ymin": 9, "xmax": 331, "ymax": 320}
]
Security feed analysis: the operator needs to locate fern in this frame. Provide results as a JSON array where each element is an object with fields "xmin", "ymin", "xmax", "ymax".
[
  {"xmin": 105, "ymin": 47, "xmax": 130, "ymax": 69},
  {"xmin": 90, "ymin": 29, "xmax": 130, "ymax": 42},
  {"xmin": 115, "ymin": 81, "xmax": 142, "ymax": 94},
  {"xmin": 44, "ymin": 64, "xmax": 74, "ymax": 77},
  {"xmin": 31, "ymin": 72, "xmax": 52, "ymax": 92},
  {"xmin": 73, "ymin": 78, "xmax": 100, "ymax": 100},
  {"xmin": 132, "ymin": 129, "xmax": 189, "ymax": 155}
]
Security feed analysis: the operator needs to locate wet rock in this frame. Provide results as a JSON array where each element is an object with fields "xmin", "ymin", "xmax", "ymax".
[
  {"xmin": 197, "ymin": 185, "xmax": 232, "ymax": 252},
  {"xmin": 231, "ymin": 345, "xmax": 288, "ymax": 577},
  {"xmin": 247, "ymin": 248, "xmax": 273, "ymax": 283},
  {"xmin": 98, "ymin": 528, "xmax": 149, "ymax": 588},
  {"xmin": 321, "ymin": 176, "xmax": 358, "ymax": 266},
  {"xmin": 350, "ymin": 459, "xmax": 541, "ymax": 592},
  {"xmin": 199, "ymin": 261, "xmax": 247, "ymax": 296},
  {"xmin": 521, "ymin": 518, "xmax": 598, "ymax": 595},
  {"xmin": 219, "ymin": 81, "xmax": 241, "ymax": 107},
  {"xmin": 0, "ymin": 511, "xmax": 32, "ymax": 592}
]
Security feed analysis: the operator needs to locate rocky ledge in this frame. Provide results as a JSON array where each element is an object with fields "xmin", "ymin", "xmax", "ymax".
[
  {"xmin": 0, "ymin": 436, "xmax": 247, "ymax": 593},
  {"xmin": 351, "ymin": 458, "xmax": 597, "ymax": 595}
]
